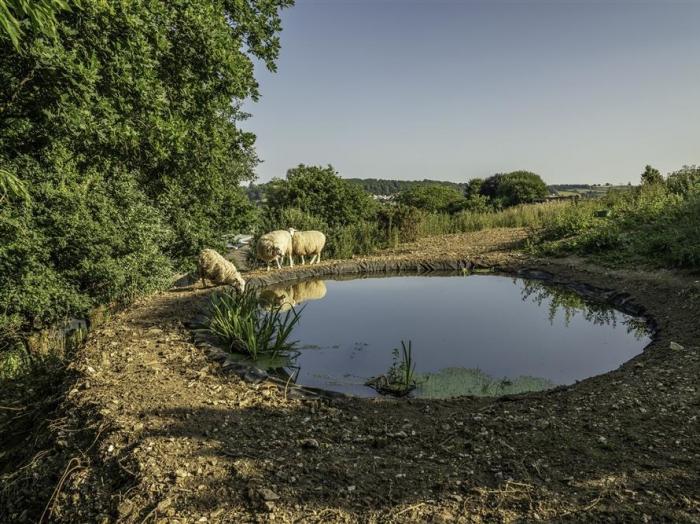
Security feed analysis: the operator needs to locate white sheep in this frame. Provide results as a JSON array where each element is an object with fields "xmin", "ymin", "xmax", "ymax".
[
  {"xmin": 197, "ymin": 249, "xmax": 246, "ymax": 291},
  {"xmin": 288, "ymin": 228, "xmax": 326, "ymax": 265},
  {"xmin": 256, "ymin": 230, "xmax": 294, "ymax": 271}
]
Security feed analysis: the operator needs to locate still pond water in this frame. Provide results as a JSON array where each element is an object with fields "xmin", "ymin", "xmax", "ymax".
[{"xmin": 260, "ymin": 273, "xmax": 650, "ymax": 398}]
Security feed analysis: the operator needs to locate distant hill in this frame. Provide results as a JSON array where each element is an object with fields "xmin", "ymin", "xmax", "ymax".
[{"xmin": 345, "ymin": 178, "xmax": 468, "ymax": 196}]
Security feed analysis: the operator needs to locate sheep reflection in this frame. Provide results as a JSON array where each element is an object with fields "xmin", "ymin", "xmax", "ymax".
[{"xmin": 259, "ymin": 279, "xmax": 327, "ymax": 311}]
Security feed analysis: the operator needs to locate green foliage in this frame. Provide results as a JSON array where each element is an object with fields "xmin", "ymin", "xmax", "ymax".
[
  {"xmin": 530, "ymin": 180, "xmax": 700, "ymax": 270},
  {"xmin": 396, "ymin": 184, "xmax": 465, "ymax": 213},
  {"xmin": 479, "ymin": 171, "xmax": 548, "ymax": 207},
  {"xmin": 0, "ymin": 164, "xmax": 174, "ymax": 333},
  {"xmin": 377, "ymin": 203, "xmax": 424, "ymax": 244},
  {"xmin": 640, "ymin": 164, "xmax": 664, "ymax": 186},
  {"xmin": 366, "ymin": 340, "xmax": 417, "ymax": 397},
  {"xmin": 0, "ymin": 163, "xmax": 29, "ymax": 204},
  {"xmin": 465, "ymin": 177, "xmax": 484, "ymax": 198},
  {"xmin": 666, "ymin": 165, "xmax": 700, "ymax": 195},
  {"xmin": 203, "ymin": 288, "xmax": 302, "ymax": 360},
  {"xmin": 265, "ymin": 165, "xmax": 376, "ymax": 228},
  {"xmin": 388, "ymin": 340, "xmax": 416, "ymax": 391},
  {"xmin": 0, "ymin": 0, "xmax": 75, "ymax": 50},
  {"xmin": 0, "ymin": 1, "xmax": 292, "ymax": 349}
]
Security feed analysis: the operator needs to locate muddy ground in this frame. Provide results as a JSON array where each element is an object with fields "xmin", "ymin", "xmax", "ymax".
[{"xmin": 1, "ymin": 228, "xmax": 699, "ymax": 522}]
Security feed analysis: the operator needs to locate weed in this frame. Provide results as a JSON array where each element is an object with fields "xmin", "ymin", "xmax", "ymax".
[{"xmin": 366, "ymin": 340, "xmax": 417, "ymax": 396}]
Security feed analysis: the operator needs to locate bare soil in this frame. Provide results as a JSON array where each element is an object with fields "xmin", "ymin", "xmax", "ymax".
[{"xmin": 2, "ymin": 228, "xmax": 699, "ymax": 523}]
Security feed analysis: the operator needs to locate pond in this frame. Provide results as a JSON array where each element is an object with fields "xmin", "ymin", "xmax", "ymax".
[{"xmin": 258, "ymin": 273, "xmax": 651, "ymax": 398}]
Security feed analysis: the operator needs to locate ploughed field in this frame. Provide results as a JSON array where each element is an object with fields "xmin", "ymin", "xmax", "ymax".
[{"xmin": 2, "ymin": 229, "xmax": 698, "ymax": 523}]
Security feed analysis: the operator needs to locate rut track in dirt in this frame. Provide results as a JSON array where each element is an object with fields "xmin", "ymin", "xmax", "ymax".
[{"xmin": 2, "ymin": 228, "xmax": 699, "ymax": 523}]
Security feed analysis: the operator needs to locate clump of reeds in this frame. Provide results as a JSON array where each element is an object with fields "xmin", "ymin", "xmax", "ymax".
[
  {"xmin": 203, "ymin": 288, "xmax": 302, "ymax": 360},
  {"xmin": 366, "ymin": 340, "xmax": 417, "ymax": 397}
]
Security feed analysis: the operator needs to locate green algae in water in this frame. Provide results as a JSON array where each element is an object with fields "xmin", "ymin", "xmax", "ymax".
[{"xmin": 414, "ymin": 367, "xmax": 555, "ymax": 398}]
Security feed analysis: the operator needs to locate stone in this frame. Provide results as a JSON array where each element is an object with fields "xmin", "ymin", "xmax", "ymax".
[
  {"xmin": 259, "ymin": 488, "xmax": 280, "ymax": 501},
  {"xmin": 300, "ymin": 438, "xmax": 320, "ymax": 449}
]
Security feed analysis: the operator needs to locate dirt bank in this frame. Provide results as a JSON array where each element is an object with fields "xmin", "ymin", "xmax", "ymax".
[{"xmin": 2, "ymin": 228, "xmax": 699, "ymax": 523}]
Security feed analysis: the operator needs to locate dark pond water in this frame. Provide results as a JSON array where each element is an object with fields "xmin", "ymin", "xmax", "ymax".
[{"xmin": 261, "ymin": 273, "xmax": 651, "ymax": 398}]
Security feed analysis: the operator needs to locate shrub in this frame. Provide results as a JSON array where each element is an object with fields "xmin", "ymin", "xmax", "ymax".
[
  {"xmin": 529, "ymin": 181, "xmax": 700, "ymax": 270},
  {"xmin": 666, "ymin": 165, "xmax": 700, "ymax": 195},
  {"xmin": 396, "ymin": 184, "xmax": 465, "ymax": 213},
  {"xmin": 479, "ymin": 171, "xmax": 548, "ymax": 206}
]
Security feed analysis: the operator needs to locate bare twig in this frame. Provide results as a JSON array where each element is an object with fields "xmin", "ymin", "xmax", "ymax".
[{"xmin": 39, "ymin": 457, "xmax": 83, "ymax": 523}]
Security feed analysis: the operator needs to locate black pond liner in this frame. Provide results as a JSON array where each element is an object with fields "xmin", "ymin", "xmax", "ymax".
[{"xmin": 187, "ymin": 258, "xmax": 658, "ymax": 401}]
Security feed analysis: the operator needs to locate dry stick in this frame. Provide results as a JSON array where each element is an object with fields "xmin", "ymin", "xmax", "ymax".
[
  {"xmin": 0, "ymin": 404, "xmax": 25, "ymax": 411},
  {"xmin": 283, "ymin": 372, "xmax": 295, "ymax": 401},
  {"xmin": 39, "ymin": 457, "xmax": 83, "ymax": 523},
  {"xmin": 394, "ymin": 502, "xmax": 427, "ymax": 517}
]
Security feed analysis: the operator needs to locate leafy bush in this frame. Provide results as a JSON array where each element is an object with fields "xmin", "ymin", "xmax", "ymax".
[
  {"xmin": 377, "ymin": 204, "xmax": 424, "ymax": 244},
  {"xmin": 666, "ymin": 165, "xmax": 700, "ymax": 195},
  {"xmin": 264, "ymin": 165, "xmax": 377, "ymax": 229},
  {"xmin": 0, "ymin": 0, "xmax": 291, "ymax": 355},
  {"xmin": 529, "ymin": 181, "xmax": 700, "ymax": 270},
  {"xmin": 396, "ymin": 184, "xmax": 465, "ymax": 213},
  {"xmin": 479, "ymin": 171, "xmax": 549, "ymax": 206}
]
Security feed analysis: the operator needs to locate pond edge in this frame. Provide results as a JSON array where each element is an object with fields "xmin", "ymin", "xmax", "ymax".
[{"xmin": 187, "ymin": 257, "xmax": 658, "ymax": 401}]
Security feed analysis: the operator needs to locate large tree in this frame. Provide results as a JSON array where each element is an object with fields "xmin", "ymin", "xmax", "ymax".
[
  {"xmin": 480, "ymin": 171, "xmax": 548, "ymax": 207},
  {"xmin": 265, "ymin": 164, "xmax": 376, "ymax": 228},
  {"xmin": 0, "ymin": 0, "xmax": 292, "ymax": 337},
  {"xmin": 397, "ymin": 184, "xmax": 465, "ymax": 213}
]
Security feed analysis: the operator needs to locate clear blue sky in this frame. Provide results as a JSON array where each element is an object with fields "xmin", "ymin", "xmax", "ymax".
[{"xmin": 245, "ymin": 0, "xmax": 700, "ymax": 185}]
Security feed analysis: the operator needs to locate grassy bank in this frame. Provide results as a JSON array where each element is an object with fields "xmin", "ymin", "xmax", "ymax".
[{"xmin": 528, "ymin": 172, "xmax": 700, "ymax": 270}]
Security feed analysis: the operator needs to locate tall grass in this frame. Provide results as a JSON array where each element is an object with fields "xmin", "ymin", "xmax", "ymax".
[
  {"xmin": 416, "ymin": 201, "xmax": 577, "ymax": 238},
  {"xmin": 529, "ymin": 184, "xmax": 700, "ymax": 270},
  {"xmin": 203, "ymin": 288, "xmax": 303, "ymax": 360}
]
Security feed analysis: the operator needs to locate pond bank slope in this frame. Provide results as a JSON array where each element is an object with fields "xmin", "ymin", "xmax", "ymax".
[{"xmin": 2, "ymin": 228, "xmax": 699, "ymax": 523}]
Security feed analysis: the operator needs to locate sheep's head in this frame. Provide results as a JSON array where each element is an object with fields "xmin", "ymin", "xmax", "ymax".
[
  {"xmin": 288, "ymin": 227, "xmax": 297, "ymax": 237},
  {"xmin": 233, "ymin": 274, "xmax": 246, "ymax": 293}
]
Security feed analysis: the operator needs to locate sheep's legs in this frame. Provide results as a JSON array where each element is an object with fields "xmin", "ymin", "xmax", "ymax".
[
  {"xmin": 316, "ymin": 252, "xmax": 321, "ymax": 264},
  {"xmin": 266, "ymin": 263, "xmax": 271, "ymax": 272},
  {"xmin": 275, "ymin": 257, "xmax": 282, "ymax": 270},
  {"xmin": 288, "ymin": 252, "xmax": 294, "ymax": 267},
  {"xmin": 301, "ymin": 255, "xmax": 306, "ymax": 265}
]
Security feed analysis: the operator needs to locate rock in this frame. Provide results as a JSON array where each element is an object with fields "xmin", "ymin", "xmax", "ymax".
[
  {"xmin": 156, "ymin": 498, "xmax": 172, "ymax": 512},
  {"xmin": 259, "ymin": 488, "xmax": 280, "ymax": 501},
  {"xmin": 300, "ymin": 438, "xmax": 320, "ymax": 449},
  {"xmin": 670, "ymin": 341, "xmax": 684, "ymax": 351}
]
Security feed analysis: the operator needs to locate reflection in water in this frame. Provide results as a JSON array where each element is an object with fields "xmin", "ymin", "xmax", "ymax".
[
  {"xmin": 519, "ymin": 280, "xmax": 650, "ymax": 339},
  {"xmin": 415, "ymin": 367, "xmax": 555, "ymax": 398},
  {"xmin": 253, "ymin": 274, "xmax": 650, "ymax": 398},
  {"xmin": 259, "ymin": 280, "xmax": 327, "ymax": 311}
]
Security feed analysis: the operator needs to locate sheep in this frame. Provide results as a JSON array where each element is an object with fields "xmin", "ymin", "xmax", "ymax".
[
  {"xmin": 256, "ymin": 230, "xmax": 294, "ymax": 271},
  {"xmin": 197, "ymin": 249, "xmax": 246, "ymax": 292},
  {"xmin": 288, "ymin": 228, "xmax": 326, "ymax": 265}
]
